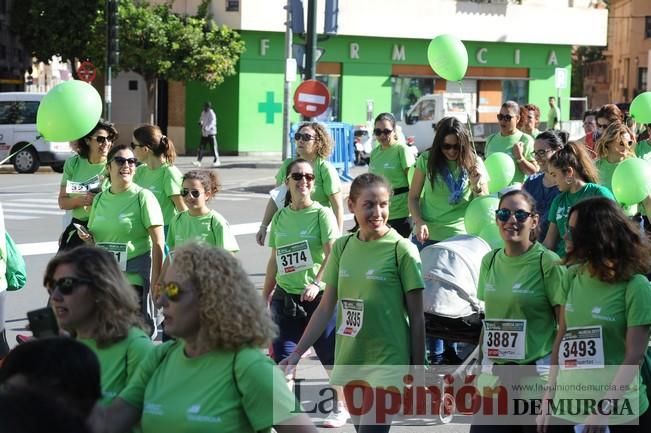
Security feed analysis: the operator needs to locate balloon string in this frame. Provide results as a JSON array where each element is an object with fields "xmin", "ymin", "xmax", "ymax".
[
  {"xmin": 458, "ymin": 81, "xmax": 478, "ymax": 158},
  {"xmin": 0, "ymin": 142, "xmax": 35, "ymax": 166}
]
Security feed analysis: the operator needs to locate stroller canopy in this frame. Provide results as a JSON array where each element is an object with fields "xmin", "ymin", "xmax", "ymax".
[{"xmin": 421, "ymin": 235, "xmax": 492, "ymax": 319}]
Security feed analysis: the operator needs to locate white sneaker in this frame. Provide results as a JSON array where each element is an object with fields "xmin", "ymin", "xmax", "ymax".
[
  {"xmin": 322, "ymin": 402, "xmax": 350, "ymax": 428},
  {"xmin": 212, "ymin": 161, "xmax": 221, "ymax": 167},
  {"xmin": 192, "ymin": 161, "xmax": 201, "ymax": 167}
]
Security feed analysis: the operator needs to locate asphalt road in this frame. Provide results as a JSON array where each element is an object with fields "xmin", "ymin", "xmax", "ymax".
[{"xmin": 0, "ymin": 157, "xmax": 470, "ymax": 433}]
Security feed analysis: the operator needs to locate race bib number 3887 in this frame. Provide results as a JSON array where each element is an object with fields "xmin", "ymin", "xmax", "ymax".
[{"xmin": 483, "ymin": 319, "xmax": 527, "ymax": 360}]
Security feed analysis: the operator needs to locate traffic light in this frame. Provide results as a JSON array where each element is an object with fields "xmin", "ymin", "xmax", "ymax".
[
  {"xmin": 324, "ymin": 0, "xmax": 338, "ymax": 35},
  {"xmin": 107, "ymin": 0, "xmax": 119, "ymax": 66},
  {"xmin": 290, "ymin": 0, "xmax": 305, "ymax": 35}
]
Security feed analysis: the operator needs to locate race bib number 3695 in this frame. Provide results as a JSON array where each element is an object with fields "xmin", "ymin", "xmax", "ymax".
[{"xmin": 483, "ymin": 319, "xmax": 527, "ymax": 360}]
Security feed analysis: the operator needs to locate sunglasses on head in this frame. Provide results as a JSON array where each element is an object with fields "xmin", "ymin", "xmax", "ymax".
[
  {"xmin": 294, "ymin": 132, "xmax": 315, "ymax": 142},
  {"xmin": 47, "ymin": 276, "xmax": 92, "ymax": 296},
  {"xmin": 288, "ymin": 172, "xmax": 315, "ymax": 182},
  {"xmin": 441, "ymin": 143, "xmax": 460, "ymax": 151},
  {"xmin": 497, "ymin": 114, "xmax": 514, "ymax": 122},
  {"xmin": 181, "ymin": 188, "xmax": 202, "ymax": 198},
  {"xmin": 495, "ymin": 208, "xmax": 533, "ymax": 222},
  {"xmin": 160, "ymin": 282, "xmax": 182, "ymax": 302},
  {"xmin": 373, "ymin": 128, "xmax": 393, "ymax": 136},
  {"xmin": 111, "ymin": 156, "xmax": 137, "ymax": 166},
  {"xmin": 93, "ymin": 135, "xmax": 112, "ymax": 144},
  {"xmin": 130, "ymin": 142, "xmax": 147, "ymax": 150}
]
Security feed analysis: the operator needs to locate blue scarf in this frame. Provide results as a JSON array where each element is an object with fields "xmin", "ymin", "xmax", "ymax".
[{"xmin": 441, "ymin": 165, "xmax": 468, "ymax": 204}]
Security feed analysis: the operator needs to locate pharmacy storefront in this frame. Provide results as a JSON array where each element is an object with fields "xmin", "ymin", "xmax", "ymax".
[{"xmin": 185, "ymin": 31, "xmax": 571, "ymax": 154}]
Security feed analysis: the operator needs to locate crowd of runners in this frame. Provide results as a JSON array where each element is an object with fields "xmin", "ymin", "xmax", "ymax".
[{"xmin": 0, "ymin": 99, "xmax": 650, "ymax": 433}]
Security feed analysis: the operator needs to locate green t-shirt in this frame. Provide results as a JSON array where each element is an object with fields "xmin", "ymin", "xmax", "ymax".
[
  {"xmin": 415, "ymin": 151, "xmax": 486, "ymax": 241},
  {"xmin": 88, "ymin": 184, "xmax": 164, "ymax": 285},
  {"xmin": 636, "ymin": 139, "xmax": 651, "ymax": 162},
  {"xmin": 60, "ymin": 155, "xmax": 108, "ymax": 221},
  {"xmin": 554, "ymin": 267, "xmax": 651, "ymax": 423},
  {"xmin": 269, "ymin": 203, "xmax": 338, "ymax": 294},
  {"xmin": 547, "ymin": 106, "xmax": 560, "ymax": 129},
  {"xmin": 134, "ymin": 163, "xmax": 183, "ymax": 225},
  {"xmin": 477, "ymin": 243, "xmax": 566, "ymax": 364},
  {"xmin": 368, "ymin": 143, "xmax": 415, "ymax": 219},
  {"xmin": 548, "ymin": 183, "xmax": 615, "ymax": 257},
  {"xmin": 596, "ymin": 158, "xmax": 638, "ymax": 216},
  {"xmin": 275, "ymin": 158, "xmax": 341, "ymax": 207},
  {"xmin": 484, "ymin": 130, "xmax": 535, "ymax": 184},
  {"xmin": 120, "ymin": 342, "xmax": 298, "ymax": 433},
  {"xmin": 167, "ymin": 210, "xmax": 239, "ymax": 253},
  {"xmin": 80, "ymin": 327, "xmax": 153, "ymax": 405},
  {"xmin": 322, "ymin": 229, "xmax": 424, "ymax": 386}
]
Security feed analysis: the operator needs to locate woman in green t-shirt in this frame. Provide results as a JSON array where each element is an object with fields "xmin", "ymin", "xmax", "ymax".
[
  {"xmin": 58, "ymin": 119, "xmax": 117, "ymax": 251},
  {"xmin": 595, "ymin": 121, "xmax": 651, "ymax": 217},
  {"xmin": 165, "ymin": 169, "xmax": 238, "ymax": 253},
  {"xmin": 256, "ymin": 122, "xmax": 343, "ymax": 245},
  {"xmin": 132, "ymin": 124, "xmax": 187, "ymax": 229},
  {"xmin": 98, "ymin": 243, "xmax": 317, "ymax": 433},
  {"xmin": 282, "ymin": 173, "xmax": 425, "ymax": 432},
  {"xmin": 44, "ymin": 246, "xmax": 153, "ymax": 406},
  {"xmin": 368, "ymin": 112, "xmax": 415, "ymax": 238},
  {"xmin": 472, "ymin": 189, "xmax": 565, "ymax": 430},
  {"xmin": 543, "ymin": 141, "xmax": 614, "ymax": 258},
  {"xmin": 539, "ymin": 197, "xmax": 651, "ymax": 431}
]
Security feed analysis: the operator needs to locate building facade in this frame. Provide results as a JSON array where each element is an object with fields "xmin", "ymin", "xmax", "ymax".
[
  {"xmin": 147, "ymin": 0, "xmax": 608, "ymax": 154},
  {"xmin": 0, "ymin": 0, "xmax": 30, "ymax": 91}
]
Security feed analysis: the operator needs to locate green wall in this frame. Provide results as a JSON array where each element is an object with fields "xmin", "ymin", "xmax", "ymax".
[{"xmin": 185, "ymin": 30, "xmax": 572, "ymax": 153}]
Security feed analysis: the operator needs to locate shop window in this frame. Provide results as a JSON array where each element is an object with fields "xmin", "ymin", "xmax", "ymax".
[
  {"xmin": 390, "ymin": 77, "xmax": 435, "ymax": 121},
  {"xmin": 315, "ymin": 74, "xmax": 341, "ymax": 122},
  {"xmin": 502, "ymin": 80, "xmax": 528, "ymax": 106},
  {"xmin": 646, "ymin": 17, "xmax": 651, "ymax": 38},
  {"xmin": 226, "ymin": 1, "xmax": 239, "ymax": 12}
]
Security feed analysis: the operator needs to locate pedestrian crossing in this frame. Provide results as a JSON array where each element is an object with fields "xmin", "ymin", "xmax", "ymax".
[{"xmin": 0, "ymin": 191, "xmax": 270, "ymax": 221}]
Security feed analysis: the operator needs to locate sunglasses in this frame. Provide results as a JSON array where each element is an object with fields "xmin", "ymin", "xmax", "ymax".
[
  {"xmin": 130, "ymin": 142, "xmax": 147, "ymax": 149},
  {"xmin": 93, "ymin": 135, "xmax": 112, "ymax": 144},
  {"xmin": 288, "ymin": 172, "xmax": 315, "ymax": 182},
  {"xmin": 373, "ymin": 128, "xmax": 393, "ymax": 136},
  {"xmin": 441, "ymin": 144, "xmax": 460, "ymax": 151},
  {"xmin": 161, "ymin": 282, "xmax": 182, "ymax": 302},
  {"xmin": 497, "ymin": 114, "xmax": 514, "ymax": 122},
  {"xmin": 533, "ymin": 149, "xmax": 553, "ymax": 158},
  {"xmin": 181, "ymin": 188, "xmax": 202, "ymax": 198},
  {"xmin": 47, "ymin": 276, "xmax": 92, "ymax": 296},
  {"xmin": 294, "ymin": 133, "xmax": 315, "ymax": 142},
  {"xmin": 111, "ymin": 156, "xmax": 137, "ymax": 166},
  {"xmin": 495, "ymin": 208, "xmax": 533, "ymax": 222},
  {"xmin": 597, "ymin": 123, "xmax": 609, "ymax": 129}
]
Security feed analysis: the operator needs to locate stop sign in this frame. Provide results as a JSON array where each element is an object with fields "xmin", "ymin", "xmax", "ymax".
[{"xmin": 293, "ymin": 80, "xmax": 330, "ymax": 117}]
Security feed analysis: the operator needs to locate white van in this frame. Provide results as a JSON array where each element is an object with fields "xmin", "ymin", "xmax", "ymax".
[
  {"xmin": 398, "ymin": 93, "xmax": 472, "ymax": 152},
  {"xmin": 0, "ymin": 92, "xmax": 73, "ymax": 173}
]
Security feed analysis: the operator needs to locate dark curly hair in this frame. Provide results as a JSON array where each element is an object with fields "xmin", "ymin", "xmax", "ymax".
[
  {"xmin": 76, "ymin": 119, "xmax": 118, "ymax": 159},
  {"xmin": 564, "ymin": 197, "xmax": 651, "ymax": 282}
]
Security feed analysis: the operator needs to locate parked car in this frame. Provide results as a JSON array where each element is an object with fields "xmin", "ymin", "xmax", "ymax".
[{"xmin": 0, "ymin": 92, "xmax": 73, "ymax": 173}]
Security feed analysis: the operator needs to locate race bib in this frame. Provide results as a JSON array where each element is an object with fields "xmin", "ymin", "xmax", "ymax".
[
  {"xmin": 97, "ymin": 242, "xmax": 128, "ymax": 271},
  {"xmin": 276, "ymin": 240, "xmax": 314, "ymax": 275},
  {"xmin": 559, "ymin": 326, "xmax": 604, "ymax": 370},
  {"xmin": 483, "ymin": 320, "xmax": 527, "ymax": 360},
  {"xmin": 337, "ymin": 299, "xmax": 364, "ymax": 337},
  {"xmin": 66, "ymin": 175, "xmax": 101, "ymax": 194}
]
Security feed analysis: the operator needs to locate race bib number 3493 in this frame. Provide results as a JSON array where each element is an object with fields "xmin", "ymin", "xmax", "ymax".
[
  {"xmin": 483, "ymin": 319, "xmax": 527, "ymax": 360},
  {"xmin": 559, "ymin": 326, "xmax": 604, "ymax": 370}
]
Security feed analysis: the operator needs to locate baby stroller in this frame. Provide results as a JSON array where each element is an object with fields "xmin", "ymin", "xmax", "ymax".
[{"xmin": 421, "ymin": 234, "xmax": 491, "ymax": 423}]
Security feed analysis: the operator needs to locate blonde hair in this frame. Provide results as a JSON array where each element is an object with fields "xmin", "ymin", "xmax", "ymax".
[
  {"xmin": 43, "ymin": 247, "xmax": 146, "ymax": 348},
  {"xmin": 596, "ymin": 121, "xmax": 636, "ymax": 160},
  {"xmin": 172, "ymin": 243, "xmax": 277, "ymax": 350},
  {"xmin": 298, "ymin": 122, "xmax": 333, "ymax": 159}
]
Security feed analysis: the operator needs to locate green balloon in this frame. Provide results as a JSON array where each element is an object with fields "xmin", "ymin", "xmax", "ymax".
[
  {"xmin": 630, "ymin": 91, "xmax": 651, "ymax": 124},
  {"xmin": 464, "ymin": 195, "xmax": 499, "ymax": 235},
  {"xmin": 36, "ymin": 80, "xmax": 103, "ymax": 142},
  {"xmin": 479, "ymin": 224, "xmax": 504, "ymax": 250},
  {"xmin": 612, "ymin": 158, "xmax": 651, "ymax": 205},
  {"xmin": 427, "ymin": 34, "xmax": 468, "ymax": 82},
  {"xmin": 484, "ymin": 152, "xmax": 516, "ymax": 193}
]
